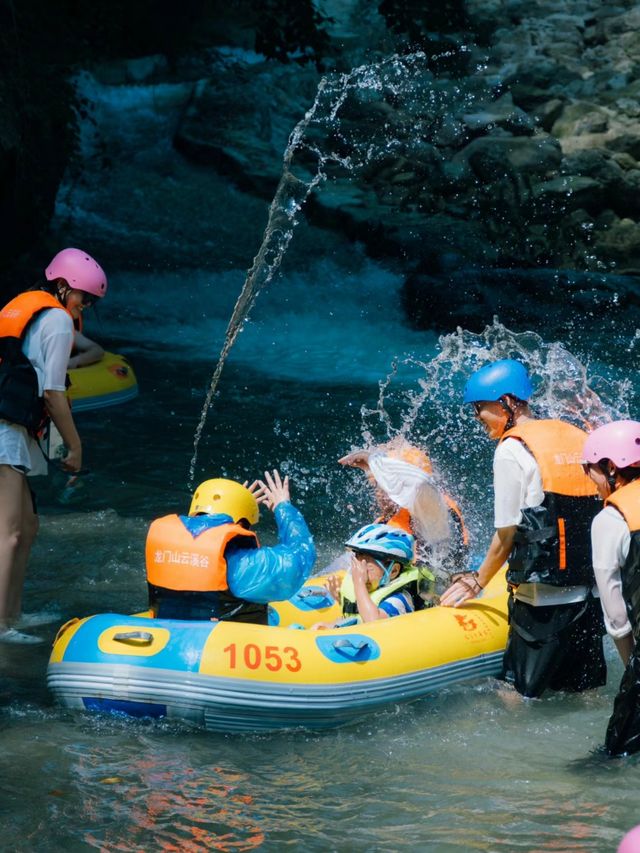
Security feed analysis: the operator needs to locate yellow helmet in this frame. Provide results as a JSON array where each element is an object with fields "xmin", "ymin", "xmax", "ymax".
[{"xmin": 189, "ymin": 478, "xmax": 259, "ymax": 524}]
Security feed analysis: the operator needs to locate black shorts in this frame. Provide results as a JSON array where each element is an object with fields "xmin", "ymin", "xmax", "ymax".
[
  {"xmin": 605, "ymin": 650, "xmax": 640, "ymax": 756},
  {"xmin": 501, "ymin": 595, "xmax": 607, "ymax": 698},
  {"xmin": 149, "ymin": 585, "xmax": 268, "ymax": 625}
]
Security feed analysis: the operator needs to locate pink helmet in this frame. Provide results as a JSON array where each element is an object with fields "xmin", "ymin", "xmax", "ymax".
[
  {"xmin": 45, "ymin": 248, "xmax": 107, "ymax": 298},
  {"xmin": 618, "ymin": 824, "xmax": 640, "ymax": 853},
  {"xmin": 583, "ymin": 420, "xmax": 640, "ymax": 468}
]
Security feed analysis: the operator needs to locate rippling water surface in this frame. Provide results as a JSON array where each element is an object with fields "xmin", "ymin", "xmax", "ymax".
[
  {"xmin": 2, "ymin": 646, "xmax": 637, "ymax": 850},
  {"xmin": 2, "ymin": 307, "xmax": 637, "ymax": 850}
]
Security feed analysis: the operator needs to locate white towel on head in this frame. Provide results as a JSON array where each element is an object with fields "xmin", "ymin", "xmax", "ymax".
[
  {"xmin": 368, "ymin": 453, "xmax": 430, "ymax": 508},
  {"xmin": 368, "ymin": 453, "xmax": 451, "ymax": 545}
]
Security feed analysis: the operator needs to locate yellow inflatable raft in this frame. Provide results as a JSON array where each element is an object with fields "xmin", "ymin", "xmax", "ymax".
[
  {"xmin": 47, "ymin": 569, "xmax": 509, "ymax": 732},
  {"xmin": 67, "ymin": 351, "xmax": 138, "ymax": 411}
]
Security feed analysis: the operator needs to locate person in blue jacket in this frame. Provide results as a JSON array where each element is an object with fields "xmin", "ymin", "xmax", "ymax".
[{"xmin": 146, "ymin": 469, "xmax": 316, "ymax": 624}]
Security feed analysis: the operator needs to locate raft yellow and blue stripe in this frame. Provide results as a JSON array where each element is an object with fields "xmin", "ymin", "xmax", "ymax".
[
  {"xmin": 67, "ymin": 351, "xmax": 138, "ymax": 411},
  {"xmin": 47, "ymin": 568, "xmax": 509, "ymax": 732}
]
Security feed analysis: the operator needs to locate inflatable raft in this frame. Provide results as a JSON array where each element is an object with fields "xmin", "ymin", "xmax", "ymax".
[
  {"xmin": 47, "ymin": 569, "xmax": 509, "ymax": 732},
  {"xmin": 67, "ymin": 351, "xmax": 138, "ymax": 411}
]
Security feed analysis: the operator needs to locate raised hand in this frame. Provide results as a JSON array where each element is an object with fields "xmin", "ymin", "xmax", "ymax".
[
  {"xmin": 350, "ymin": 552, "xmax": 369, "ymax": 586},
  {"xmin": 338, "ymin": 449, "xmax": 371, "ymax": 470},
  {"xmin": 325, "ymin": 573, "xmax": 341, "ymax": 603},
  {"xmin": 244, "ymin": 479, "xmax": 263, "ymax": 500},
  {"xmin": 252, "ymin": 469, "xmax": 290, "ymax": 511}
]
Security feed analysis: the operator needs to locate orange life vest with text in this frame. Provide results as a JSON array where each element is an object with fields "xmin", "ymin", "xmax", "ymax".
[
  {"xmin": 500, "ymin": 419, "xmax": 599, "ymax": 586},
  {"xmin": 145, "ymin": 514, "xmax": 259, "ymax": 592},
  {"xmin": 0, "ymin": 291, "xmax": 70, "ymax": 433}
]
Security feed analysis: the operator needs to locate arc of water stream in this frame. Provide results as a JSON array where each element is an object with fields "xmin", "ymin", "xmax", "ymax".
[{"xmin": 188, "ymin": 53, "xmax": 428, "ymax": 486}]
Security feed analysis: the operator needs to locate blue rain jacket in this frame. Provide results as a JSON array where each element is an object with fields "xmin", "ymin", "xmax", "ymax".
[{"xmin": 179, "ymin": 501, "xmax": 315, "ymax": 603}]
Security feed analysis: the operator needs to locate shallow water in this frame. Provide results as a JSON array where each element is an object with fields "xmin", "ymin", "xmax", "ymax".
[
  {"xmin": 3, "ymin": 57, "xmax": 640, "ymax": 851},
  {"xmin": 4, "ymin": 322, "xmax": 638, "ymax": 851},
  {"xmin": 1, "ymin": 643, "xmax": 637, "ymax": 851}
]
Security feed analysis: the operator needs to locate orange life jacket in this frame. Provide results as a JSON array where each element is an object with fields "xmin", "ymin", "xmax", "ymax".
[
  {"xmin": 383, "ymin": 495, "xmax": 469, "ymax": 551},
  {"xmin": 500, "ymin": 419, "xmax": 599, "ymax": 586},
  {"xmin": 385, "ymin": 508, "xmax": 413, "ymax": 534},
  {"xmin": 0, "ymin": 291, "xmax": 69, "ymax": 336},
  {"xmin": 607, "ymin": 479, "xmax": 640, "ymax": 532},
  {"xmin": 145, "ymin": 514, "xmax": 259, "ymax": 592},
  {"xmin": 0, "ymin": 291, "xmax": 70, "ymax": 433},
  {"xmin": 606, "ymin": 480, "xmax": 640, "ymax": 639}
]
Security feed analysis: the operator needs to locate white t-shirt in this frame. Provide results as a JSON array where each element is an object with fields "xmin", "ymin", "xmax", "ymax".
[
  {"xmin": 0, "ymin": 308, "xmax": 73, "ymax": 474},
  {"xmin": 493, "ymin": 437, "xmax": 544, "ymax": 528},
  {"xmin": 591, "ymin": 505, "xmax": 632, "ymax": 639},
  {"xmin": 493, "ymin": 436, "xmax": 591, "ymax": 606}
]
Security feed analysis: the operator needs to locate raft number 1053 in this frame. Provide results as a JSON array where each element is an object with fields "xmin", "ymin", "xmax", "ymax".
[{"xmin": 223, "ymin": 643, "xmax": 302, "ymax": 672}]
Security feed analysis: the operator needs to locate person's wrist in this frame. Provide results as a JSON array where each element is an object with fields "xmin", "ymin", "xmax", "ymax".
[
  {"xmin": 450, "ymin": 571, "xmax": 483, "ymax": 596},
  {"xmin": 465, "ymin": 572, "xmax": 483, "ymax": 593}
]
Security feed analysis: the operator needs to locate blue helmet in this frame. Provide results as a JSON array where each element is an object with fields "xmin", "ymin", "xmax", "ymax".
[
  {"xmin": 463, "ymin": 359, "xmax": 533, "ymax": 404},
  {"xmin": 345, "ymin": 523, "xmax": 414, "ymax": 565}
]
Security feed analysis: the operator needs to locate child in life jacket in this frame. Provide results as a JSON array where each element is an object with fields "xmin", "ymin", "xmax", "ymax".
[
  {"xmin": 312, "ymin": 523, "xmax": 435, "ymax": 629},
  {"xmin": 146, "ymin": 470, "xmax": 316, "ymax": 624}
]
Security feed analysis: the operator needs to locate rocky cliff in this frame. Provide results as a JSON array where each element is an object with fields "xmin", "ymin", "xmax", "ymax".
[{"xmin": 2, "ymin": 0, "xmax": 639, "ymax": 329}]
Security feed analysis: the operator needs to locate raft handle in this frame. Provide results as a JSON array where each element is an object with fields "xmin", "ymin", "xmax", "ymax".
[
  {"xmin": 54, "ymin": 617, "xmax": 79, "ymax": 644},
  {"xmin": 112, "ymin": 631, "xmax": 154, "ymax": 646},
  {"xmin": 298, "ymin": 588, "xmax": 332, "ymax": 600},
  {"xmin": 332, "ymin": 638, "xmax": 370, "ymax": 658}
]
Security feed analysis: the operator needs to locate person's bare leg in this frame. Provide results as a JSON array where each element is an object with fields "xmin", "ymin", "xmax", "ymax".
[
  {"xmin": 0, "ymin": 465, "xmax": 30, "ymax": 628},
  {"xmin": 5, "ymin": 476, "xmax": 38, "ymax": 620}
]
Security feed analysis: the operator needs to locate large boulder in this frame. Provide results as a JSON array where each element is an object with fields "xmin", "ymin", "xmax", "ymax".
[
  {"xmin": 595, "ymin": 216, "xmax": 640, "ymax": 267},
  {"xmin": 453, "ymin": 134, "xmax": 562, "ymax": 179},
  {"xmin": 174, "ymin": 62, "xmax": 320, "ymax": 198},
  {"xmin": 461, "ymin": 93, "xmax": 535, "ymax": 136}
]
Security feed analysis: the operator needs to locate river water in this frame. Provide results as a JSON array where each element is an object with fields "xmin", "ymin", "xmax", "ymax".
[{"xmin": 1, "ymin": 54, "xmax": 640, "ymax": 851}]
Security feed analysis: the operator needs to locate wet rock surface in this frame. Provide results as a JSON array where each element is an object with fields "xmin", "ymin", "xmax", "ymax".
[
  {"xmin": 169, "ymin": 0, "xmax": 640, "ymax": 292},
  {"xmin": 4, "ymin": 0, "xmax": 640, "ymax": 325},
  {"xmin": 174, "ymin": 63, "xmax": 320, "ymax": 199}
]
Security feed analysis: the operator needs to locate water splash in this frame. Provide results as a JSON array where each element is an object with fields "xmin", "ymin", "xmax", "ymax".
[
  {"xmin": 188, "ymin": 49, "xmax": 480, "ymax": 484},
  {"xmin": 361, "ymin": 318, "xmax": 631, "ymax": 445},
  {"xmin": 354, "ymin": 318, "xmax": 633, "ymax": 558}
]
